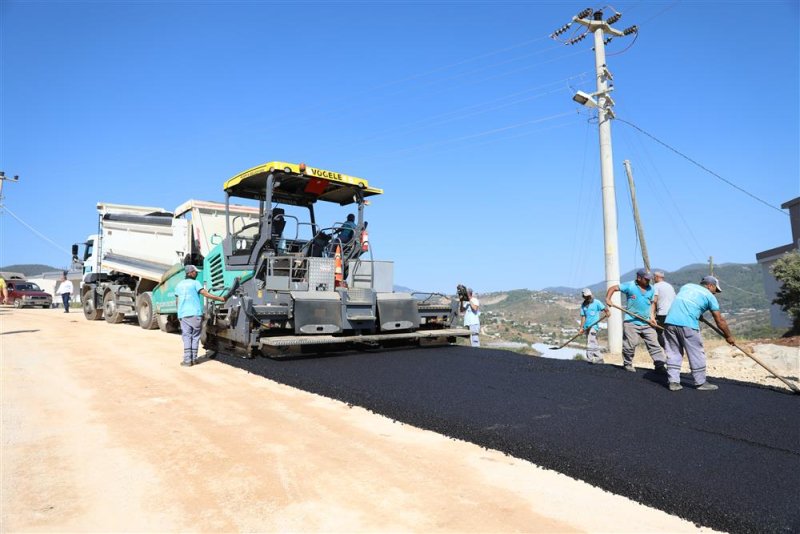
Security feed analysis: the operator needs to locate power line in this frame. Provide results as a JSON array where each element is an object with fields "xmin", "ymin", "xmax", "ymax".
[
  {"xmin": 325, "ymin": 79, "xmax": 590, "ymax": 153},
  {"xmin": 364, "ymin": 110, "xmax": 577, "ymax": 159},
  {"xmin": 616, "ymin": 118, "xmax": 789, "ymax": 216},
  {"xmin": 1, "ymin": 205, "xmax": 71, "ymax": 255}
]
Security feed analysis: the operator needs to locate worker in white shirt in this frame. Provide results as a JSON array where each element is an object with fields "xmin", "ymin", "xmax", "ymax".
[
  {"xmin": 653, "ymin": 271, "xmax": 676, "ymax": 349},
  {"xmin": 462, "ymin": 287, "xmax": 481, "ymax": 347},
  {"xmin": 56, "ymin": 273, "xmax": 74, "ymax": 313}
]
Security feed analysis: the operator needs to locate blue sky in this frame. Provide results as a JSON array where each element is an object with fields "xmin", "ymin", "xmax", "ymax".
[{"xmin": 1, "ymin": 1, "xmax": 798, "ymax": 294}]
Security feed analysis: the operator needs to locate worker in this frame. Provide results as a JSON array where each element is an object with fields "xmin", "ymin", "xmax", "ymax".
[
  {"xmin": 336, "ymin": 213, "xmax": 356, "ymax": 245},
  {"xmin": 56, "ymin": 273, "xmax": 73, "ymax": 313},
  {"xmin": 653, "ymin": 270, "xmax": 676, "ymax": 349},
  {"xmin": 606, "ymin": 269, "xmax": 666, "ymax": 374},
  {"xmin": 462, "ymin": 287, "xmax": 481, "ymax": 347},
  {"xmin": 663, "ymin": 275, "xmax": 735, "ymax": 391},
  {"xmin": 579, "ymin": 288, "xmax": 608, "ymax": 364},
  {"xmin": 175, "ymin": 265, "xmax": 229, "ymax": 367},
  {"xmin": 0, "ymin": 275, "xmax": 7, "ymax": 305}
]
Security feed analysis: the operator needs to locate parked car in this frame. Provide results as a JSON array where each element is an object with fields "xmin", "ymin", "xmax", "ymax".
[{"xmin": 7, "ymin": 281, "xmax": 53, "ymax": 309}]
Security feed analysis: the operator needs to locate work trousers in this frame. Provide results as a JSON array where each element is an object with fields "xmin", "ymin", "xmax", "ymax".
[
  {"xmin": 586, "ymin": 329, "xmax": 602, "ymax": 362},
  {"xmin": 467, "ymin": 323, "xmax": 480, "ymax": 347},
  {"xmin": 61, "ymin": 293, "xmax": 71, "ymax": 313},
  {"xmin": 180, "ymin": 316, "xmax": 203, "ymax": 364},
  {"xmin": 656, "ymin": 314, "xmax": 667, "ymax": 349},
  {"xmin": 622, "ymin": 322, "xmax": 664, "ymax": 365},
  {"xmin": 663, "ymin": 324, "xmax": 707, "ymax": 386}
]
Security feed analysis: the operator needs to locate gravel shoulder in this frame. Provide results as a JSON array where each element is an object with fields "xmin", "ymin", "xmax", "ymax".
[{"xmin": 2, "ymin": 308, "xmax": 715, "ymax": 532}]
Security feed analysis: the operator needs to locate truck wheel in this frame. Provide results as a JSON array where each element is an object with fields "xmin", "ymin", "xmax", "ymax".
[
  {"xmin": 103, "ymin": 292, "xmax": 125, "ymax": 324},
  {"xmin": 13, "ymin": 299, "xmax": 22, "ymax": 309},
  {"xmin": 83, "ymin": 293, "xmax": 103, "ymax": 320},
  {"xmin": 136, "ymin": 293, "xmax": 159, "ymax": 330},
  {"xmin": 157, "ymin": 313, "xmax": 179, "ymax": 333}
]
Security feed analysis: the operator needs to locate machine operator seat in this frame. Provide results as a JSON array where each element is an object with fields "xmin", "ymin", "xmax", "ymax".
[{"xmin": 270, "ymin": 208, "xmax": 286, "ymax": 252}]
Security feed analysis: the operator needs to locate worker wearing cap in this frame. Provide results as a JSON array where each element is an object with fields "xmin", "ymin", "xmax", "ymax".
[
  {"xmin": 653, "ymin": 271, "xmax": 676, "ymax": 349},
  {"xmin": 579, "ymin": 288, "xmax": 608, "ymax": 364},
  {"xmin": 606, "ymin": 269, "xmax": 666, "ymax": 373},
  {"xmin": 462, "ymin": 287, "xmax": 481, "ymax": 347},
  {"xmin": 175, "ymin": 265, "xmax": 229, "ymax": 367},
  {"xmin": 662, "ymin": 275, "xmax": 735, "ymax": 391}
]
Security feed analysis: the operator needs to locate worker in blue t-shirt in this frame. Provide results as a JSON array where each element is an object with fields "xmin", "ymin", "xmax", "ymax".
[
  {"xmin": 663, "ymin": 276, "xmax": 735, "ymax": 392},
  {"xmin": 337, "ymin": 214, "xmax": 356, "ymax": 245},
  {"xmin": 606, "ymin": 269, "xmax": 666, "ymax": 374},
  {"xmin": 579, "ymin": 288, "xmax": 608, "ymax": 364},
  {"xmin": 175, "ymin": 265, "xmax": 229, "ymax": 367}
]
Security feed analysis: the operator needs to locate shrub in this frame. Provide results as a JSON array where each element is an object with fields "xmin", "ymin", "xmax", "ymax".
[{"xmin": 771, "ymin": 251, "xmax": 800, "ymax": 334}]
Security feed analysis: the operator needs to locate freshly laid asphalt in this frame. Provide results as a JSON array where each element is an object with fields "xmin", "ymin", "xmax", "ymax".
[{"xmin": 217, "ymin": 345, "xmax": 800, "ymax": 533}]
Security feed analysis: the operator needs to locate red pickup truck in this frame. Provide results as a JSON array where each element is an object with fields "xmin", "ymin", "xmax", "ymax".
[{"xmin": 6, "ymin": 280, "xmax": 53, "ymax": 309}]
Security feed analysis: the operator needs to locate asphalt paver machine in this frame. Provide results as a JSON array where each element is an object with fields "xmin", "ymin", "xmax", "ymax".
[{"xmin": 153, "ymin": 161, "xmax": 467, "ymax": 357}]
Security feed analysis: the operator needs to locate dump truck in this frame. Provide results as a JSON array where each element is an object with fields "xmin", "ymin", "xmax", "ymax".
[
  {"xmin": 74, "ymin": 200, "xmax": 259, "ymax": 330},
  {"xmin": 146, "ymin": 161, "xmax": 468, "ymax": 357}
]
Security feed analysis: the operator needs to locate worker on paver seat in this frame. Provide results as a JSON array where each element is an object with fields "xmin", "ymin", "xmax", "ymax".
[{"xmin": 335, "ymin": 214, "xmax": 356, "ymax": 247}]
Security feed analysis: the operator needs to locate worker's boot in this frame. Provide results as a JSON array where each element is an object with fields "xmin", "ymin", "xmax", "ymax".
[{"xmin": 696, "ymin": 382, "xmax": 718, "ymax": 391}]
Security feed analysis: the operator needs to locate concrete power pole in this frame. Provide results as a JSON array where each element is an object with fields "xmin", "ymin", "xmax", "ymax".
[
  {"xmin": 552, "ymin": 8, "xmax": 637, "ymax": 356},
  {"xmin": 623, "ymin": 160, "xmax": 651, "ymax": 272}
]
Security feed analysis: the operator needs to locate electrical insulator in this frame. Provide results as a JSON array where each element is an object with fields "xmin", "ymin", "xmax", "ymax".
[
  {"xmin": 623, "ymin": 25, "xmax": 638, "ymax": 35},
  {"xmin": 576, "ymin": 8, "xmax": 593, "ymax": 19},
  {"xmin": 551, "ymin": 22, "xmax": 573, "ymax": 38},
  {"xmin": 604, "ymin": 37, "xmax": 613, "ymax": 45},
  {"xmin": 606, "ymin": 13, "xmax": 621, "ymax": 25},
  {"xmin": 567, "ymin": 34, "xmax": 587, "ymax": 45}
]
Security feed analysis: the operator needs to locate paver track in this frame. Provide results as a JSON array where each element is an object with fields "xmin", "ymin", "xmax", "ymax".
[{"xmin": 218, "ymin": 345, "xmax": 800, "ymax": 533}]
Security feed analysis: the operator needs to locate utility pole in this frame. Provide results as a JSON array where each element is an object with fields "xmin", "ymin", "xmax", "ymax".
[
  {"xmin": 552, "ymin": 8, "xmax": 638, "ymax": 356},
  {"xmin": 0, "ymin": 172, "xmax": 20, "ymax": 205},
  {"xmin": 709, "ymin": 256, "xmax": 714, "ymax": 276},
  {"xmin": 623, "ymin": 160, "xmax": 650, "ymax": 272}
]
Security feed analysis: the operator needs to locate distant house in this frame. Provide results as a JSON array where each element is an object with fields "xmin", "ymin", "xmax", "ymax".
[{"xmin": 755, "ymin": 197, "xmax": 800, "ymax": 329}]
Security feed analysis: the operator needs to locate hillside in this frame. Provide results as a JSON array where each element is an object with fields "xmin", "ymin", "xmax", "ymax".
[
  {"xmin": 1, "ymin": 264, "xmax": 63, "ymax": 277},
  {"xmin": 478, "ymin": 262, "xmax": 780, "ymax": 348},
  {"xmin": 544, "ymin": 262, "xmax": 768, "ymax": 313}
]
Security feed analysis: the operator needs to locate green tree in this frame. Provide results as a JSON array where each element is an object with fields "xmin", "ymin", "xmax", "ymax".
[{"xmin": 771, "ymin": 251, "xmax": 800, "ymax": 333}]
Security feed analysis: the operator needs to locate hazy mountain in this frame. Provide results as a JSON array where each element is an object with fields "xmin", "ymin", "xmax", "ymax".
[{"xmin": 393, "ymin": 285, "xmax": 415, "ymax": 293}]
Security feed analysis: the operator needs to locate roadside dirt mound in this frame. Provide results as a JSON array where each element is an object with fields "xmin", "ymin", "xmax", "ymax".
[{"xmin": 743, "ymin": 335, "xmax": 799, "ymax": 348}]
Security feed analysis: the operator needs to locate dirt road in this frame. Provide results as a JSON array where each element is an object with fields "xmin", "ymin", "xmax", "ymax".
[{"xmin": 2, "ymin": 308, "xmax": 709, "ymax": 532}]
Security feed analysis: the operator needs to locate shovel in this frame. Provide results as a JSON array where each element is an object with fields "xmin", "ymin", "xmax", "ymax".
[
  {"xmin": 550, "ymin": 330, "xmax": 586, "ymax": 350},
  {"xmin": 699, "ymin": 315, "xmax": 800, "ymax": 395},
  {"xmin": 606, "ymin": 302, "xmax": 663, "ymax": 330},
  {"xmin": 550, "ymin": 316, "xmax": 605, "ymax": 350}
]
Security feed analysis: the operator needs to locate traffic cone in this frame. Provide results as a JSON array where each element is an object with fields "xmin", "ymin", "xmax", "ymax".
[
  {"xmin": 334, "ymin": 245, "xmax": 343, "ymax": 287},
  {"xmin": 360, "ymin": 228, "xmax": 369, "ymax": 252}
]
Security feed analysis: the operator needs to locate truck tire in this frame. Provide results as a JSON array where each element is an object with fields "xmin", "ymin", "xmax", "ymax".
[
  {"xmin": 136, "ymin": 293, "xmax": 159, "ymax": 330},
  {"xmin": 103, "ymin": 291, "xmax": 125, "ymax": 324},
  {"xmin": 82, "ymin": 292, "xmax": 103, "ymax": 320},
  {"xmin": 157, "ymin": 313, "xmax": 179, "ymax": 333},
  {"xmin": 13, "ymin": 299, "xmax": 22, "ymax": 309}
]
